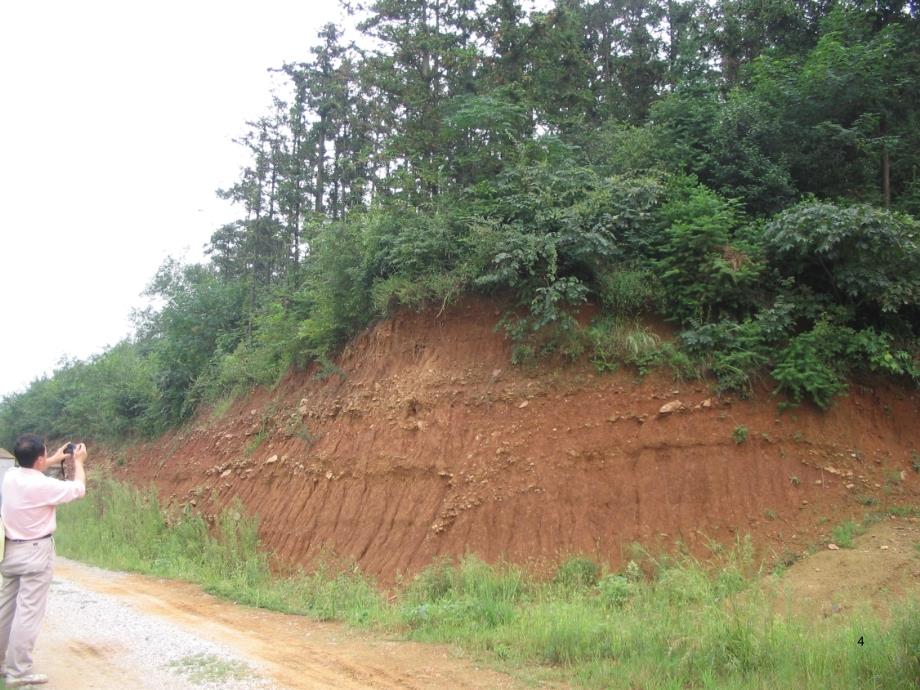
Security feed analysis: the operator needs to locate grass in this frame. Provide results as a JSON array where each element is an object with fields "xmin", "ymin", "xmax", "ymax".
[
  {"xmin": 167, "ymin": 653, "xmax": 251, "ymax": 684},
  {"xmin": 831, "ymin": 520, "xmax": 863, "ymax": 549},
  {"xmin": 54, "ymin": 478, "xmax": 920, "ymax": 690},
  {"xmin": 244, "ymin": 430, "xmax": 266, "ymax": 455},
  {"xmin": 208, "ymin": 393, "xmax": 238, "ymax": 421}
]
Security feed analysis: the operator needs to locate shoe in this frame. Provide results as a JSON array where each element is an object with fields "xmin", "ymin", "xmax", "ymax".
[{"xmin": 6, "ymin": 673, "xmax": 49, "ymax": 686}]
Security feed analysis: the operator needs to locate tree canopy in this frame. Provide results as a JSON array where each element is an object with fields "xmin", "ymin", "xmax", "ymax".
[{"xmin": 3, "ymin": 0, "xmax": 920, "ymax": 444}]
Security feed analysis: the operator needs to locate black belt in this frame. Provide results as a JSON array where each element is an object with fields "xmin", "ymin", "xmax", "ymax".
[{"xmin": 5, "ymin": 534, "xmax": 53, "ymax": 543}]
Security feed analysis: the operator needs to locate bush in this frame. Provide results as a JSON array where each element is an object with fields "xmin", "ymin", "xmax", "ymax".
[
  {"xmin": 772, "ymin": 322, "xmax": 851, "ymax": 408},
  {"xmin": 681, "ymin": 320, "xmax": 771, "ymax": 396},
  {"xmin": 764, "ymin": 202, "xmax": 920, "ymax": 316},
  {"xmin": 595, "ymin": 265, "xmax": 663, "ymax": 315},
  {"xmin": 553, "ymin": 556, "xmax": 601, "ymax": 590},
  {"xmin": 654, "ymin": 181, "xmax": 762, "ymax": 324}
]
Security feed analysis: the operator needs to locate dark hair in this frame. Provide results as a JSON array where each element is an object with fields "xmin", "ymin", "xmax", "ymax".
[{"xmin": 13, "ymin": 434, "xmax": 46, "ymax": 468}]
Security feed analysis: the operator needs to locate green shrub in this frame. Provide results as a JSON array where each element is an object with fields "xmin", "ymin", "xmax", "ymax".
[
  {"xmin": 831, "ymin": 520, "xmax": 861, "ymax": 548},
  {"xmin": 597, "ymin": 574, "xmax": 636, "ymax": 608},
  {"xmin": 655, "ymin": 181, "xmax": 762, "ymax": 324},
  {"xmin": 553, "ymin": 556, "xmax": 601, "ymax": 590},
  {"xmin": 681, "ymin": 319, "xmax": 771, "ymax": 395},
  {"xmin": 733, "ymin": 425, "xmax": 749, "ymax": 444},
  {"xmin": 595, "ymin": 265, "xmax": 662, "ymax": 315},
  {"xmin": 764, "ymin": 202, "xmax": 920, "ymax": 316}
]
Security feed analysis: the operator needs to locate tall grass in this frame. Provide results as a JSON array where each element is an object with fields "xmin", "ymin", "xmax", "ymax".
[{"xmin": 56, "ymin": 479, "xmax": 920, "ymax": 689}]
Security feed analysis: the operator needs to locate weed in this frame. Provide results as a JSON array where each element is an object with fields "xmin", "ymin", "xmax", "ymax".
[
  {"xmin": 771, "ymin": 551, "xmax": 799, "ymax": 577},
  {"xmin": 283, "ymin": 416, "xmax": 315, "ymax": 444},
  {"xmin": 856, "ymin": 495, "xmax": 878, "ymax": 506},
  {"xmin": 912, "ymin": 451, "xmax": 920, "ymax": 473},
  {"xmin": 789, "ymin": 475, "xmax": 801, "ymax": 486},
  {"xmin": 511, "ymin": 343, "xmax": 536, "ymax": 366},
  {"xmin": 885, "ymin": 469, "xmax": 903, "ymax": 485},
  {"xmin": 209, "ymin": 394, "xmax": 237, "ymax": 421},
  {"xmin": 313, "ymin": 358, "xmax": 347, "ymax": 382},
  {"xmin": 831, "ymin": 520, "xmax": 862, "ymax": 549},
  {"xmin": 764, "ymin": 509, "xmax": 778, "ymax": 521},
  {"xmin": 168, "ymin": 653, "xmax": 250, "ymax": 684},
  {"xmin": 732, "ymin": 425, "xmax": 749, "ymax": 444},
  {"xmin": 245, "ymin": 431, "xmax": 266, "ymax": 455},
  {"xmin": 885, "ymin": 506, "xmax": 920, "ymax": 518},
  {"xmin": 553, "ymin": 556, "xmax": 600, "ymax": 590}
]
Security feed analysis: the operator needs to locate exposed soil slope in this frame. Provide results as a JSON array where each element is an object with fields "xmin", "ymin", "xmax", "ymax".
[{"xmin": 112, "ymin": 298, "xmax": 920, "ymax": 580}]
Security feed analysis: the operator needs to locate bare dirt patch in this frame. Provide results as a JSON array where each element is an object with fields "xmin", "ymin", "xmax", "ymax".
[
  {"xmin": 773, "ymin": 516, "xmax": 920, "ymax": 621},
  {"xmin": 50, "ymin": 558, "xmax": 526, "ymax": 690}
]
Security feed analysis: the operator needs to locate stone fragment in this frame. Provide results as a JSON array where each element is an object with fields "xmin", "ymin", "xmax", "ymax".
[{"xmin": 658, "ymin": 400, "xmax": 684, "ymax": 415}]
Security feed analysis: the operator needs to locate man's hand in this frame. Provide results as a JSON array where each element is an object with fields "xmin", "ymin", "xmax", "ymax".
[
  {"xmin": 49, "ymin": 442, "xmax": 70, "ymax": 462},
  {"xmin": 71, "ymin": 443, "xmax": 87, "ymax": 486}
]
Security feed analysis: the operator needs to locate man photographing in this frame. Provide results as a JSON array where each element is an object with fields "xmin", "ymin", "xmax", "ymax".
[{"xmin": 0, "ymin": 435, "xmax": 87, "ymax": 687}]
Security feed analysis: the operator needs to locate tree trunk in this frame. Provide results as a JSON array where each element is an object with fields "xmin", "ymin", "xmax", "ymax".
[
  {"xmin": 883, "ymin": 149, "xmax": 891, "ymax": 209},
  {"xmin": 315, "ymin": 119, "xmax": 327, "ymax": 214},
  {"xmin": 881, "ymin": 114, "xmax": 891, "ymax": 208}
]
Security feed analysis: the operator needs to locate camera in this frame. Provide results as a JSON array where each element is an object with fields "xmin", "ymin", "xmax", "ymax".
[{"xmin": 64, "ymin": 443, "xmax": 76, "ymax": 455}]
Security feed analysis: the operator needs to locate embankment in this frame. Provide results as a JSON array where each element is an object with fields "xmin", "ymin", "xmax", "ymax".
[{"xmin": 111, "ymin": 298, "xmax": 920, "ymax": 580}]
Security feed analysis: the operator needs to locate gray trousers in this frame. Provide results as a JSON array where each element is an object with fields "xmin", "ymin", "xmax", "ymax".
[{"xmin": 0, "ymin": 538, "xmax": 54, "ymax": 677}]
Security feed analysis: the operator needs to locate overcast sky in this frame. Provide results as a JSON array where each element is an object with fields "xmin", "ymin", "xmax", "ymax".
[{"xmin": 0, "ymin": 0, "xmax": 343, "ymax": 397}]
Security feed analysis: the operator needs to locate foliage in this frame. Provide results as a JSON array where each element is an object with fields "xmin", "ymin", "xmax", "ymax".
[
  {"xmin": 654, "ymin": 181, "xmax": 762, "ymax": 323},
  {"xmin": 831, "ymin": 520, "xmax": 862, "ymax": 549},
  {"xmin": 772, "ymin": 320, "xmax": 920, "ymax": 409},
  {"xmin": 4, "ymin": 0, "xmax": 920, "ymax": 438},
  {"xmin": 764, "ymin": 202, "xmax": 920, "ymax": 316},
  {"xmin": 732, "ymin": 425, "xmax": 749, "ymax": 444}
]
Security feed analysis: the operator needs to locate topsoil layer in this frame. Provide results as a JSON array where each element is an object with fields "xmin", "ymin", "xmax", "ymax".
[{"xmin": 109, "ymin": 297, "xmax": 920, "ymax": 581}]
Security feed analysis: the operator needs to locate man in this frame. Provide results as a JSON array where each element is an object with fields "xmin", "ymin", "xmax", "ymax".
[{"xmin": 0, "ymin": 435, "xmax": 87, "ymax": 687}]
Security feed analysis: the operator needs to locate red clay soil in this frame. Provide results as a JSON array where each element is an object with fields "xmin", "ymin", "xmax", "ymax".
[{"xmin": 107, "ymin": 297, "xmax": 920, "ymax": 582}]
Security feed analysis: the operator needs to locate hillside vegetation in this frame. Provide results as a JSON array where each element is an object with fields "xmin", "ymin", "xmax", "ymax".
[{"xmin": 3, "ymin": 0, "xmax": 920, "ymax": 444}]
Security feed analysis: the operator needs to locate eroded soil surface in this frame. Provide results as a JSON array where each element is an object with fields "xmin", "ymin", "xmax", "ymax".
[{"xmin": 103, "ymin": 297, "xmax": 920, "ymax": 581}]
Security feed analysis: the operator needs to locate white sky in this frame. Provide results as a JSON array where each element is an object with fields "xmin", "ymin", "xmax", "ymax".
[{"xmin": 0, "ymin": 0, "xmax": 343, "ymax": 397}]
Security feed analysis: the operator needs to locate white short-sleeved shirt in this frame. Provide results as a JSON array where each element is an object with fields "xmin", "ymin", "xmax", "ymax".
[{"xmin": 0, "ymin": 466, "xmax": 85, "ymax": 540}]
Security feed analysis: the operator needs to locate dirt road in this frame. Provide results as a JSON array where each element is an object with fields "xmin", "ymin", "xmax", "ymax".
[{"xmin": 30, "ymin": 558, "xmax": 524, "ymax": 690}]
